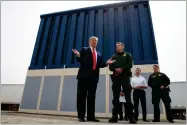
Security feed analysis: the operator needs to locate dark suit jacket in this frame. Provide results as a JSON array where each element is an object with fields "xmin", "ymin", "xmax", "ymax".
[{"xmin": 76, "ymin": 47, "xmax": 107, "ymax": 82}]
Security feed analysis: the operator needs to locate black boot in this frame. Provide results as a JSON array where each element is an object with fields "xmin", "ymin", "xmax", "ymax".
[
  {"xmin": 109, "ymin": 116, "xmax": 118, "ymax": 123},
  {"xmin": 168, "ymin": 120, "xmax": 174, "ymax": 123},
  {"xmin": 78, "ymin": 118, "xmax": 86, "ymax": 122},
  {"xmin": 143, "ymin": 119, "xmax": 149, "ymax": 122},
  {"xmin": 124, "ymin": 116, "xmax": 128, "ymax": 121},
  {"xmin": 134, "ymin": 117, "xmax": 138, "ymax": 121},
  {"xmin": 129, "ymin": 117, "xmax": 137, "ymax": 124},
  {"xmin": 152, "ymin": 119, "xmax": 160, "ymax": 122},
  {"xmin": 129, "ymin": 119, "xmax": 137, "ymax": 124},
  {"xmin": 119, "ymin": 115, "xmax": 123, "ymax": 121},
  {"xmin": 143, "ymin": 117, "xmax": 149, "ymax": 122}
]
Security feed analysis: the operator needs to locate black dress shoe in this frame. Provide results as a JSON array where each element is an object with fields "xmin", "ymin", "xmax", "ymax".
[
  {"xmin": 109, "ymin": 116, "xmax": 118, "ymax": 123},
  {"xmin": 87, "ymin": 118, "xmax": 100, "ymax": 122},
  {"xmin": 134, "ymin": 117, "xmax": 138, "ymax": 121},
  {"xmin": 143, "ymin": 119, "xmax": 149, "ymax": 122},
  {"xmin": 118, "ymin": 116, "xmax": 124, "ymax": 121},
  {"xmin": 129, "ymin": 119, "xmax": 137, "ymax": 124},
  {"xmin": 78, "ymin": 118, "xmax": 86, "ymax": 122},
  {"xmin": 124, "ymin": 116, "xmax": 128, "ymax": 121},
  {"xmin": 152, "ymin": 119, "xmax": 160, "ymax": 122},
  {"xmin": 169, "ymin": 120, "xmax": 174, "ymax": 123}
]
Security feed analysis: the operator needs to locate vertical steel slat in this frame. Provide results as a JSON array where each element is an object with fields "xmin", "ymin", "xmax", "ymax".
[
  {"xmin": 74, "ymin": 12, "xmax": 85, "ymax": 64},
  {"xmin": 47, "ymin": 16, "xmax": 61, "ymax": 66},
  {"xmin": 30, "ymin": 18, "xmax": 45, "ymax": 67},
  {"xmin": 83, "ymin": 13, "xmax": 89, "ymax": 47},
  {"xmin": 138, "ymin": 4, "xmax": 153, "ymax": 61},
  {"xmin": 118, "ymin": 7, "xmax": 125, "ymax": 49},
  {"xmin": 55, "ymin": 16, "xmax": 67, "ymax": 66},
  {"xmin": 129, "ymin": 5, "xmax": 141, "ymax": 64},
  {"xmin": 107, "ymin": 8, "xmax": 115, "ymax": 59},
  {"xmin": 66, "ymin": 14, "xmax": 77, "ymax": 65},
  {"xmin": 95, "ymin": 10, "xmax": 104, "ymax": 55},
  {"xmin": 88, "ymin": 10, "xmax": 95, "ymax": 38},
  {"xmin": 38, "ymin": 18, "xmax": 52, "ymax": 66}
]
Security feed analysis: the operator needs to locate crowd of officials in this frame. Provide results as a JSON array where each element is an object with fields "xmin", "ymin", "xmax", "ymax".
[
  {"xmin": 72, "ymin": 36, "xmax": 174, "ymax": 124},
  {"xmin": 118, "ymin": 66, "xmax": 173, "ymax": 123}
]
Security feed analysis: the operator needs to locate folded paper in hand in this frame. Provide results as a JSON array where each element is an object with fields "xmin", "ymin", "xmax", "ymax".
[{"xmin": 119, "ymin": 95, "xmax": 126, "ymax": 102}]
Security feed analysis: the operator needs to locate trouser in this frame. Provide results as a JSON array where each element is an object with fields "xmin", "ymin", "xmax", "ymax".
[
  {"xmin": 119, "ymin": 102, "xmax": 128, "ymax": 118},
  {"xmin": 152, "ymin": 90, "xmax": 173, "ymax": 121},
  {"xmin": 133, "ymin": 89, "xmax": 147, "ymax": 120},
  {"xmin": 111, "ymin": 75, "xmax": 134, "ymax": 121},
  {"xmin": 77, "ymin": 77, "xmax": 98, "ymax": 119}
]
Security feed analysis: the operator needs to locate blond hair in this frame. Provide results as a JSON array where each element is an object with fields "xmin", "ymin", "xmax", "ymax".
[{"xmin": 89, "ymin": 36, "xmax": 98, "ymax": 42}]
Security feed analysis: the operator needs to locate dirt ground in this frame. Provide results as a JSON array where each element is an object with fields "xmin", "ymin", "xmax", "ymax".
[{"xmin": 1, "ymin": 111, "xmax": 186, "ymax": 124}]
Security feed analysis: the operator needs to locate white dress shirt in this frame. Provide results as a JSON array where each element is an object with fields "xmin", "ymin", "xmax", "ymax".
[
  {"xmin": 90, "ymin": 46, "xmax": 97, "ymax": 63},
  {"xmin": 131, "ymin": 75, "xmax": 147, "ymax": 90}
]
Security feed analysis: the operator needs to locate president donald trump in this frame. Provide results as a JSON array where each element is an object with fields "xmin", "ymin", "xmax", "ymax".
[{"xmin": 72, "ymin": 36, "xmax": 115, "ymax": 122}]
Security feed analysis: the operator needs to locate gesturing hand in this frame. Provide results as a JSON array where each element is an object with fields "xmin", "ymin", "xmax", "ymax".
[
  {"xmin": 106, "ymin": 58, "xmax": 116, "ymax": 65},
  {"xmin": 72, "ymin": 49, "xmax": 80, "ymax": 57}
]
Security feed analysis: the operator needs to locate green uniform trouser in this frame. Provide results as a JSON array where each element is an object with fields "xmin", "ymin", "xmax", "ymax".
[
  {"xmin": 152, "ymin": 90, "xmax": 173, "ymax": 121},
  {"xmin": 111, "ymin": 74, "xmax": 134, "ymax": 120}
]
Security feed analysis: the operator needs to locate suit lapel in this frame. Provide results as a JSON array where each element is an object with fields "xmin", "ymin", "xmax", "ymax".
[
  {"xmin": 88, "ymin": 47, "xmax": 93, "ymax": 65},
  {"xmin": 88, "ymin": 47, "xmax": 92, "ymax": 56},
  {"xmin": 97, "ymin": 51, "xmax": 100, "ymax": 65}
]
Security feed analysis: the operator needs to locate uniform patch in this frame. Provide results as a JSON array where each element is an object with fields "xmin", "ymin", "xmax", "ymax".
[
  {"xmin": 123, "ymin": 53, "xmax": 126, "ymax": 56},
  {"xmin": 152, "ymin": 75, "xmax": 156, "ymax": 78}
]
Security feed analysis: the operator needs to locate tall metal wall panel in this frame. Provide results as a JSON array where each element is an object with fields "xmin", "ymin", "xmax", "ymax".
[{"xmin": 29, "ymin": 1, "xmax": 158, "ymax": 70}]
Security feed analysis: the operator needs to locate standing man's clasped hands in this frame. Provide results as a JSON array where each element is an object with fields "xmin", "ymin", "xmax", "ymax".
[{"xmin": 114, "ymin": 68, "xmax": 123, "ymax": 76}]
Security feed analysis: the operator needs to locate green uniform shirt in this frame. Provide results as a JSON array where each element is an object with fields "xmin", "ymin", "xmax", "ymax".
[
  {"xmin": 148, "ymin": 72, "xmax": 171, "ymax": 92},
  {"xmin": 109, "ymin": 51, "xmax": 133, "ymax": 76}
]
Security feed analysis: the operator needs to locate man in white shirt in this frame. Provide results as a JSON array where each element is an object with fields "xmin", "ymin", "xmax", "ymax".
[{"xmin": 131, "ymin": 68, "xmax": 148, "ymax": 122}]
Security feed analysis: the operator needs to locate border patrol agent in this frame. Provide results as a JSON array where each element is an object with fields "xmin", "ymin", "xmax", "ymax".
[
  {"xmin": 148, "ymin": 65, "xmax": 174, "ymax": 123},
  {"xmin": 108, "ymin": 42, "xmax": 136, "ymax": 124}
]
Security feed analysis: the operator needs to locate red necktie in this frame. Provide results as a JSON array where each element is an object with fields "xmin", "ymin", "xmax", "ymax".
[{"xmin": 92, "ymin": 48, "xmax": 96, "ymax": 70}]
